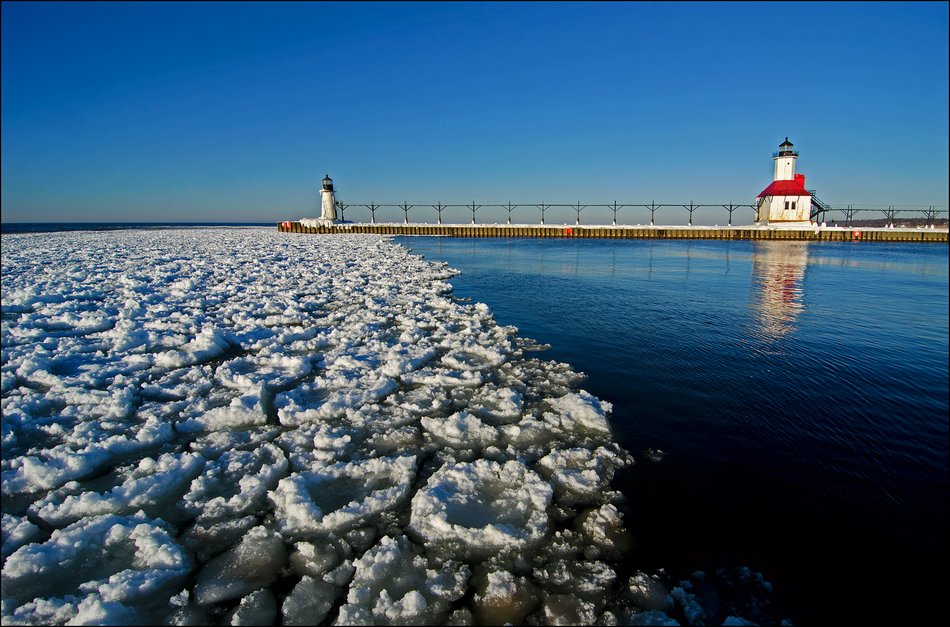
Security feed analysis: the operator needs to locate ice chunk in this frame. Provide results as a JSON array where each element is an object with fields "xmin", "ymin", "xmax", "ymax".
[
  {"xmin": 469, "ymin": 385, "xmax": 524, "ymax": 424},
  {"xmin": 1, "ymin": 416, "xmax": 173, "ymax": 495},
  {"xmin": 1, "ymin": 514, "xmax": 42, "ymax": 560},
  {"xmin": 334, "ymin": 535, "xmax": 469, "ymax": 626},
  {"xmin": 472, "ymin": 569, "xmax": 541, "ymax": 625},
  {"xmin": 440, "ymin": 345, "xmax": 507, "ymax": 371},
  {"xmin": 365, "ymin": 425, "xmax": 422, "ymax": 458},
  {"xmin": 1, "ymin": 513, "xmax": 190, "ymax": 610},
  {"xmin": 533, "ymin": 558, "xmax": 617, "ymax": 600},
  {"xmin": 181, "ymin": 442, "xmax": 287, "ymax": 522},
  {"xmin": 409, "ymin": 459, "xmax": 553, "ymax": 558},
  {"xmin": 141, "ymin": 365, "xmax": 213, "ymax": 401},
  {"xmin": 288, "ymin": 539, "xmax": 346, "ymax": 577},
  {"xmin": 1, "ymin": 597, "xmax": 76, "ymax": 626},
  {"xmin": 386, "ymin": 385, "xmax": 453, "ymax": 417},
  {"xmin": 276, "ymin": 375, "xmax": 399, "ymax": 426},
  {"xmin": 154, "ymin": 325, "xmax": 233, "ymax": 368},
  {"xmin": 281, "ymin": 576, "xmax": 339, "ymax": 625},
  {"xmin": 215, "ymin": 353, "xmax": 312, "ymax": 392},
  {"xmin": 537, "ymin": 446, "xmax": 627, "ymax": 506},
  {"xmin": 420, "ymin": 410, "xmax": 499, "ymax": 450},
  {"xmin": 379, "ymin": 344, "xmax": 437, "ymax": 378},
  {"xmin": 180, "ymin": 515, "xmax": 258, "ymax": 563},
  {"xmin": 188, "ymin": 426, "xmax": 282, "ymax": 460},
  {"xmin": 192, "ymin": 525, "xmax": 287, "ymax": 605},
  {"xmin": 1, "ymin": 594, "xmax": 138, "ymax": 626},
  {"xmin": 575, "ymin": 504, "xmax": 632, "ymax": 558},
  {"xmin": 275, "ymin": 421, "xmax": 358, "ymax": 471},
  {"xmin": 70, "ymin": 595, "xmax": 140, "ymax": 626},
  {"xmin": 670, "ymin": 586, "xmax": 706, "ymax": 626},
  {"xmin": 226, "ymin": 588, "xmax": 278, "ymax": 626},
  {"xmin": 538, "ymin": 593, "xmax": 599, "ymax": 626},
  {"xmin": 627, "ymin": 572, "xmax": 670, "ymax": 612},
  {"xmin": 270, "ymin": 455, "xmax": 416, "ymax": 536},
  {"xmin": 544, "ymin": 390, "xmax": 613, "ymax": 435},
  {"xmin": 498, "ymin": 415, "xmax": 563, "ymax": 453},
  {"xmin": 29, "ymin": 452, "xmax": 204, "ymax": 526},
  {"xmin": 344, "ymin": 527, "xmax": 380, "ymax": 556},
  {"xmin": 176, "ymin": 390, "xmax": 270, "ymax": 432},
  {"xmin": 400, "ymin": 367, "xmax": 484, "ymax": 388}
]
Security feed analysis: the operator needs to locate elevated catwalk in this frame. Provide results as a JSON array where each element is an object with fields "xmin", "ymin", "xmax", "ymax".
[{"xmin": 277, "ymin": 222, "xmax": 948, "ymax": 243}]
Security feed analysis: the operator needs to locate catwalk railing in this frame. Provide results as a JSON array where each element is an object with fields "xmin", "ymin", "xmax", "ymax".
[{"xmin": 328, "ymin": 201, "xmax": 948, "ymax": 228}]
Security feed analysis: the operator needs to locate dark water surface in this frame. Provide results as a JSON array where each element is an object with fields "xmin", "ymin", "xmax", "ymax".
[{"xmin": 398, "ymin": 236, "xmax": 949, "ymax": 625}]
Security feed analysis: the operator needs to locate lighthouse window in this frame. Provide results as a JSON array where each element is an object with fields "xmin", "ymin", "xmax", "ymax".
[
  {"xmin": 791, "ymin": 201, "xmax": 797, "ymax": 211},
  {"xmin": 784, "ymin": 201, "xmax": 790, "ymax": 211}
]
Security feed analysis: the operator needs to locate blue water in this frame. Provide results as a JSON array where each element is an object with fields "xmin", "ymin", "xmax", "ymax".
[{"xmin": 398, "ymin": 236, "xmax": 949, "ymax": 625}]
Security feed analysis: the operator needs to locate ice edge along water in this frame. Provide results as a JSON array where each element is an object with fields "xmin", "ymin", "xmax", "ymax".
[{"xmin": 0, "ymin": 228, "xmax": 775, "ymax": 626}]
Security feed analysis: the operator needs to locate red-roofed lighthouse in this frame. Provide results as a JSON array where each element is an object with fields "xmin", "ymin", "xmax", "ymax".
[{"xmin": 755, "ymin": 138, "xmax": 813, "ymax": 226}]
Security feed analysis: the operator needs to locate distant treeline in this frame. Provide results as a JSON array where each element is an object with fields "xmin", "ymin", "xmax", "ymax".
[{"xmin": 832, "ymin": 217, "xmax": 948, "ymax": 228}]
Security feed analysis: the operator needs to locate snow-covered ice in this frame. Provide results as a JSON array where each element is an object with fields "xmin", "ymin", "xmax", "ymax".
[
  {"xmin": 408, "ymin": 458, "xmax": 553, "ymax": 559},
  {"xmin": 0, "ymin": 227, "xmax": 776, "ymax": 625}
]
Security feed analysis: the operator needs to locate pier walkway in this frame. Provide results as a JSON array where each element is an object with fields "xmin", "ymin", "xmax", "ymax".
[{"xmin": 276, "ymin": 222, "xmax": 948, "ymax": 243}]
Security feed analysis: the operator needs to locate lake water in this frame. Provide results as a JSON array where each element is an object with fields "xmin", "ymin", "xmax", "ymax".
[{"xmin": 398, "ymin": 236, "xmax": 949, "ymax": 625}]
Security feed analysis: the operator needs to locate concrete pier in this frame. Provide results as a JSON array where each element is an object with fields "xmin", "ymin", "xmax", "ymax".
[{"xmin": 276, "ymin": 222, "xmax": 948, "ymax": 243}]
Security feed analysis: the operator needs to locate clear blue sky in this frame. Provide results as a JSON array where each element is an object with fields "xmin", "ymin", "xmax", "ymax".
[{"xmin": 2, "ymin": 1, "xmax": 947, "ymax": 225}]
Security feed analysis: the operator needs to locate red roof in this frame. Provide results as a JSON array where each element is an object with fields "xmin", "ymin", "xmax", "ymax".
[{"xmin": 757, "ymin": 174, "xmax": 810, "ymax": 198}]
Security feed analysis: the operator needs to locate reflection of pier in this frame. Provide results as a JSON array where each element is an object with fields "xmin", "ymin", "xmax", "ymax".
[{"xmin": 751, "ymin": 242, "xmax": 808, "ymax": 340}]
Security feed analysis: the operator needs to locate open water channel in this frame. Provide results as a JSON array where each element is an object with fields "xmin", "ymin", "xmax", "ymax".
[{"xmin": 398, "ymin": 236, "xmax": 949, "ymax": 625}]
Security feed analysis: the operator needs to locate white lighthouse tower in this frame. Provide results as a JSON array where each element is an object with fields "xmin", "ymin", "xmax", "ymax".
[
  {"xmin": 755, "ymin": 138, "xmax": 813, "ymax": 227},
  {"xmin": 318, "ymin": 174, "xmax": 338, "ymax": 224}
]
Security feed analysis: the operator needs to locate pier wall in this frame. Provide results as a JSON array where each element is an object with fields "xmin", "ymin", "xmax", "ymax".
[{"xmin": 276, "ymin": 222, "xmax": 949, "ymax": 243}]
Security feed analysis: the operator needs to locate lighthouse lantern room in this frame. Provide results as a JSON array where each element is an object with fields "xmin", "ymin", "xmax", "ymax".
[
  {"xmin": 318, "ymin": 174, "xmax": 338, "ymax": 224},
  {"xmin": 755, "ymin": 138, "xmax": 813, "ymax": 226}
]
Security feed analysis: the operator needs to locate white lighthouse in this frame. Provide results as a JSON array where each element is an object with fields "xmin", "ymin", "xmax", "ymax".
[
  {"xmin": 755, "ymin": 138, "xmax": 813, "ymax": 226},
  {"xmin": 319, "ymin": 174, "xmax": 338, "ymax": 224}
]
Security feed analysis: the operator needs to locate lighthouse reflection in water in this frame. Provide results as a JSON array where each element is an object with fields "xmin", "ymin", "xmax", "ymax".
[{"xmin": 750, "ymin": 241, "xmax": 808, "ymax": 341}]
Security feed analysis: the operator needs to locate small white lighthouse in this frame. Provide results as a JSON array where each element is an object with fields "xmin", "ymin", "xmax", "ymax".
[
  {"xmin": 755, "ymin": 138, "xmax": 813, "ymax": 226},
  {"xmin": 319, "ymin": 174, "xmax": 338, "ymax": 224}
]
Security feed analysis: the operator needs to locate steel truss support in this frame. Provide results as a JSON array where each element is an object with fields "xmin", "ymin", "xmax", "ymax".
[
  {"xmin": 469, "ymin": 202, "xmax": 481, "ymax": 224},
  {"xmin": 883, "ymin": 205, "xmax": 899, "ymax": 228},
  {"xmin": 366, "ymin": 202, "xmax": 379, "ymax": 224},
  {"xmin": 923, "ymin": 205, "xmax": 937, "ymax": 228},
  {"xmin": 723, "ymin": 204, "xmax": 737, "ymax": 227},
  {"xmin": 684, "ymin": 202, "xmax": 696, "ymax": 227},
  {"xmin": 571, "ymin": 201, "xmax": 586, "ymax": 226},
  {"xmin": 610, "ymin": 201, "xmax": 623, "ymax": 226},
  {"xmin": 506, "ymin": 202, "xmax": 516, "ymax": 225},
  {"xmin": 335, "ymin": 201, "xmax": 348, "ymax": 221},
  {"xmin": 536, "ymin": 202, "xmax": 549, "ymax": 225},
  {"xmin": 433, "ymin": 202, "xmax": 446, "ymax": 225}
]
